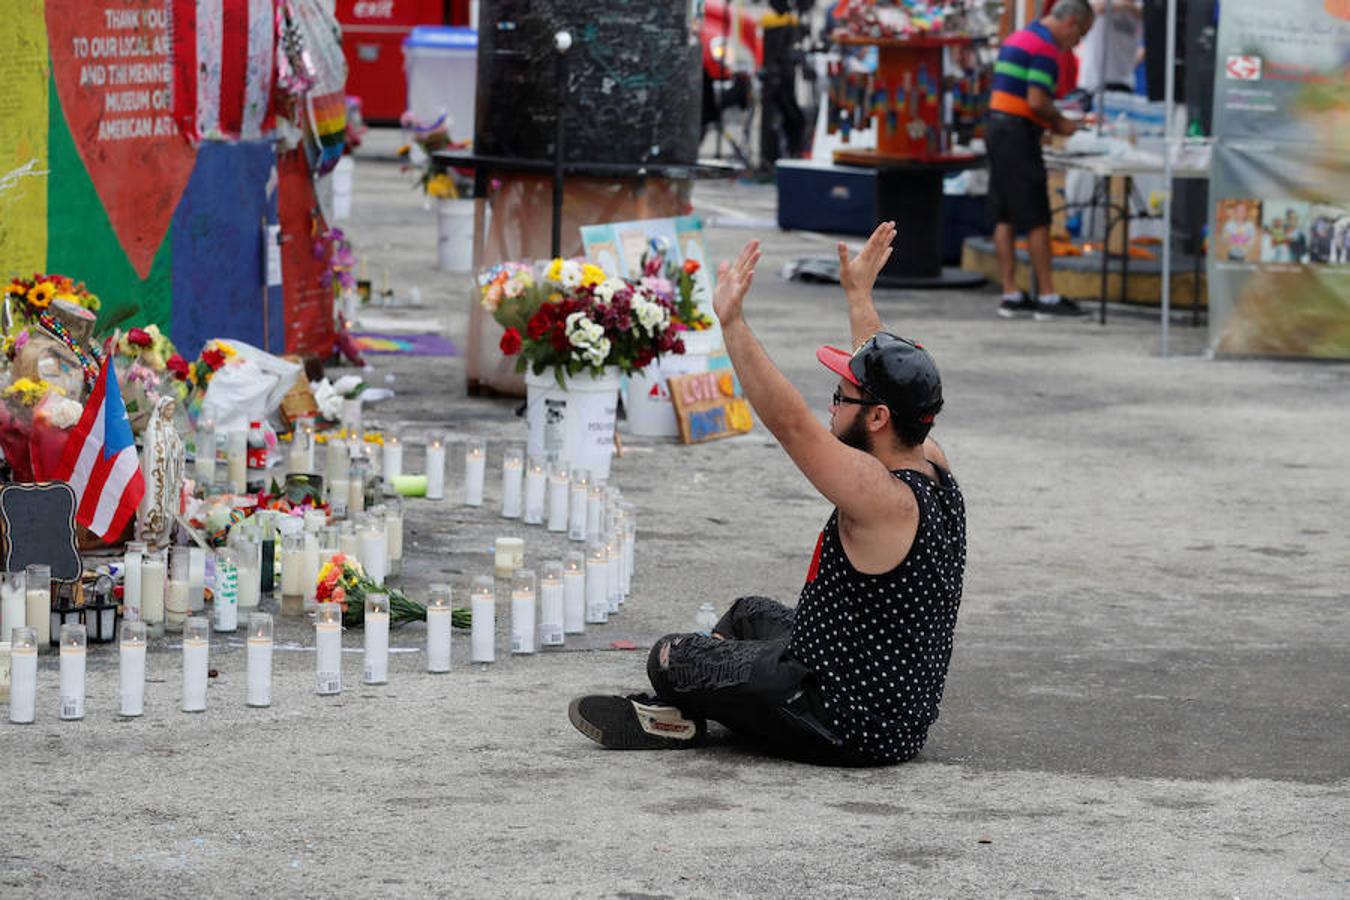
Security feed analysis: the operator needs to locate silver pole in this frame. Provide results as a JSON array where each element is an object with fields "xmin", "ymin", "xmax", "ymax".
[{"xmin": 1160, "ymin": 0, "xmax": 1177, "ymax": 357}]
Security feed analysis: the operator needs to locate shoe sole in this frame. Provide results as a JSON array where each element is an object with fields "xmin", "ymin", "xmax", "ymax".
[
  {"xmin": 1033, "ymin": 311, "xmax": 1092, "ymax": 322},
  {"xmin": 568, "ymin": 696, "xmax": 704, "ymax": 750},
  {"xmin": 997, "ymin": 307, "xmax": 1035, "ymax": 319}
]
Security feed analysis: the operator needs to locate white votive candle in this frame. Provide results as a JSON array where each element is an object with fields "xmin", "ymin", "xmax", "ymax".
[
  {"xmin": 122, "ymin": 542, "xmax": 145, "ymax": 621},
  {"xmin": 348, "ymin": 462, "xmax": 367, "ymax": 514},
  {"xmin": 326, "ymin": 436, "xmax": 349, "ymax": 482},
  {"xmin": 288, "ymin": 430, "xmax": 307, "ymax": 475},
  {"xmin": 181, "ymin": 617, "xmax": 209, "ymax": 713},
  {"xmin": 1, "ymin": 571, "xmax": 26, "ymax": 640},
  {"xmin": 328, "ymin": 476, "xmax": 350, "ymax": 520},
  {"xmin": 462, "ymin": 438, "xmax": 484, "ymax": 506},
  {"xmin": 119, "ymin": 621, "xmax": 147, "ymax": 717},
  {"xmin": 214, "ymin": 549, "xmax": 239, "ymax": 632},
  {"xmin": 59, "ymin": 624, "xmax": 87, "ymax": 720},
  {"xmin": 523, "ymin": 458, "xmax": 546, "ymax": 524},
  {"xmin": 194, "ymin": 419, "xmax": 216, "ymax": 486},
  {"xmin": 426, "ymin": 436, "xmax": 447, "ymax": 501},
  {"xmin": 363, "ymin": 594, "xmax": 389, "ymax": 685},
  {"xmin": 539, "ymin": 561, "xmax": 564, "ymax": 646},
  {"xmin": 383, "ymin": 431, "xmax": 403, "ymax": 482},
  {"xmin": 586, "ymin": 482, "xmax": 606, "ymax": 544},
  {"xmin": 494, "ymin": 537, "xmax": 525, "ymax": 580},
  {"xmin": 501, "ymin": 448, "xmax": 524, "ymax": 519},
  {"xmin": 384, "ymin": 500, "xmax": 404, "ymax": 576},
  {"xmin": 339, "ymin": 521, "xmax": 361, "ymax": 563},
  {"xmin": 247, "ymin": 613, "xmax": 273, "ymax": 707},
  {"xmin": 568, "ymin": 469, "xmax": 589, "ymax": 541},
  {"xmin": 546, "ymin": 465, "xmax": 569, "ymax": 532},
  {"xmin": 227, "ymin": 430, "xmax": 247, "ymax": 494},
  {"xmin": 470, "ymin": 576, "xmax": 495, "ymax": 663},
  {"xmin": 585, "ymin": 544, "xmax": 609, "ymax": 624},
  {"xmin": 510, "ymin": 570, "xmax": 536, "ymax": 655},
  {"xmin": 279, "ymin": 531, "xmax": 307, "ymax": 617},
  {"xmin": 563, "ymin": 552, "xmax": 586, "ymax": 634},
  {"xmin": 24, "ymin": 564, "xmax": 51, "ymax": 648},
  {"xmin": 234, "ymin": 537, "xmax": 260, "ymax": 611},
  {"xmin": 9, "ymin": 627, "xmax": 37, "ymax": 723},
  {"xmin": 623, "ymin": 518, "xmax": 636, "ymax": 595},
  {"xmin": 303, "ymin": 532, "xmax": 321, "ymax": 608},
  {"xmin": 315, "ymin": 603, "xmax": 342, "ymax": 695},
  {"xmin": 141, "ymin": 554, "xmax": 166, "ymax": 636},
  {"xmin": 359, "ymin": 518, "xmax": 388, "ymax": 586},
  {"xmin": 605, "ymin": 533, "xmax": 623, "ymax": 614},
  {"xmin": 427, "ymin": 585, "xmax": 452, "ymax": 673}
]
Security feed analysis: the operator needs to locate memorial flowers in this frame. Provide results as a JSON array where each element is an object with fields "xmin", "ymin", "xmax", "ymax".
[
  {"xmin": 480, "ymin": 257, "xmax": 686, "ymax": 385},
  {"xmin": 3, "ymin": 274, "xmax": 101, "ymax": 328},
  {"xmin": 316, "ymin": 552, "xmax": 470, "ymax": 629}
]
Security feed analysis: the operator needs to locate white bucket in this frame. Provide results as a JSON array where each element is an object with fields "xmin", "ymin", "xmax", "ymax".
[
  {"xmin": 625, "ymin": 329, "xmax": 723, "ymax": 438},
  {"xmin": 437, "ymin": 199, "xmax": 474, "ymax": 273},
  {"xmin": 525, "ymin": 367, "xmax": 622, "ymax": 480}
]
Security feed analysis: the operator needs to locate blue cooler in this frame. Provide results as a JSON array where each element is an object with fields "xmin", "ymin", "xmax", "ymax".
[{"xmin": 776, "ymin": 160, "xmax": 878, "ymax": 237}]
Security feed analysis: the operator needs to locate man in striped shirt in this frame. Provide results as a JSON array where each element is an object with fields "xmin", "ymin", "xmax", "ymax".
[{"xmin": 987, "ymin": 0, "xmax": 1094, "ymax": 320}]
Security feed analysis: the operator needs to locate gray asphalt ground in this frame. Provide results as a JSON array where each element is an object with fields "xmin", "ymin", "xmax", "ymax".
[{"xmin": 2, "ymin": 133, "xmax": 1346, "ymax": 899}]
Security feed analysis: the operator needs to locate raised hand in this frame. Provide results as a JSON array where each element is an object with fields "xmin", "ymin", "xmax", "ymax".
[
  {"xmin": 837, "ymin": 221, "xmax": 896, "ymax": 296},
  {"xmin": 713, "ymin": 239, "xmax": 761, "ymax": 327}
]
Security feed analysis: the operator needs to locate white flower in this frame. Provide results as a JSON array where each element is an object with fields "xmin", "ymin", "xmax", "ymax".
[
  {"xmin": 43, "ymin": 398, "xmax": 84, "ymax": 429},
  {"xmin": 581, "ymin": 337, "xmax": 611, "ymax": 367},
  {"xmin": 632, "ymin": 297, "xmax": 669, "ymax": 334},
  {"xmin": 504, "ymin": 278, "xmax": 525, "ymax": 299},
  {"xmin": 593, "ymin": 278, "xmax": 625, "ymax": 304},
  {"xmin": 559, "ymin": 260, "xmax": 583, "ymax": 289},
  {"xmin": 565, "ymin": 312, "xmax": 605, "ymax": 349}
]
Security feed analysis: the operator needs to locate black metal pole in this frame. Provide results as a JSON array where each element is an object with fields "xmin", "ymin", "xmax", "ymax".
[{"xmin": 551, "ymin": 31, "xmax": 571, "ymax": 260}]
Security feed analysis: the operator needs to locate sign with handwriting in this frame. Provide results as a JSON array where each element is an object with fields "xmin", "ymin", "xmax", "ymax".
[{"xmin": 667, "ymin": 370, "xmax": 753, "ymax": 444}]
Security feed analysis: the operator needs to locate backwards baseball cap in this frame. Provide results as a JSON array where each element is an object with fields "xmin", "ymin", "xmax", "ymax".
[{"xmin": 816, "ymin": 332, "xmax": 943, "ymax": 424}]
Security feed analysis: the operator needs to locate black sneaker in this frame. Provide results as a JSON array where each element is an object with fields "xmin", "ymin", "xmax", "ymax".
[
  {"xmin": 1033, "ymin": 297, "xmax": 1091, "ymax": 321},
  {"xmin": 997, "ymin": 292, "xmax": 1037, "ymax": 318},
  {"xmin": 568, "ymin": 693, "xmax": 707, "ymax": 750}
]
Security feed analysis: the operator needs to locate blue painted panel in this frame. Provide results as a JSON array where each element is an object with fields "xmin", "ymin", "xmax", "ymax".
[{"xmin": 170, "ymin": 141, "xmax": 283, "ymax": 358}]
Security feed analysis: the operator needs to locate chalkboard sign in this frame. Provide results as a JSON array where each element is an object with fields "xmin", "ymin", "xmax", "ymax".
[
  {"xmin": 0, "ymin": 482, "xmax": 83, "ymax": 583},
  {"xmin": 476, "ymin": 0, "xmax": 702, "ymax": 166}
]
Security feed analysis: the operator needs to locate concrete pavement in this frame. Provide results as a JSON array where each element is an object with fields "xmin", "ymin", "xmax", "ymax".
[{"xmin": 1, "ymin": 140, "xmax": 1346, "ymax": 899}]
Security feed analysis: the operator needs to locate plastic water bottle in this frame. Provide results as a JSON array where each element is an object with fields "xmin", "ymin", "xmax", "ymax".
[
  {"xmin": 695, "ymin": 602, "xmax": 718, "ymax": 636},
  {"xmin": 246, "ymin": 421, "xmax": 268, "ymax": 492}
]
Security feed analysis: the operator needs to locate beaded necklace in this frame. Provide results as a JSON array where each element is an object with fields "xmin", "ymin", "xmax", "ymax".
[{"xmin": 38, "ymin": 312, "xmax": 103, "ymax": 386}]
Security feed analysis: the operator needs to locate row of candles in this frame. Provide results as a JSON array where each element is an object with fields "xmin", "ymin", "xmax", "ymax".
[{"xmin": 7, "ymin": 540, "xmax": 635, "ymax": 721}]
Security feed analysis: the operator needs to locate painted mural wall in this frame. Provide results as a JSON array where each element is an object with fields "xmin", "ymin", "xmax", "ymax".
[{"xmin": 0, "ymin": 0, "xmax": 333, "ymax": 359}]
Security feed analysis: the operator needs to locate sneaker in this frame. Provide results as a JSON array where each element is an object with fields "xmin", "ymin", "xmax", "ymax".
[
  {"xmin": 997, "ymin": 292, "xmax": 1037, "ymax": 318},
  {"xmin": 1033, "ymin": 297, "xmax": 1091, "ymax": 321},
  {"xmin": 568, "ymin": 693, "xmax": 707, "ymax": 750}
]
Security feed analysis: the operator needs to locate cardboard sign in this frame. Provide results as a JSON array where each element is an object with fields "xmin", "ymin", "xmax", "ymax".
[
  {"xmin": 0, "ymin": 483, "xmax": 83, "ymax": 583},
  {"xmin": 668, "ymin": 370, "xmax": 753, "ymax": 444}
]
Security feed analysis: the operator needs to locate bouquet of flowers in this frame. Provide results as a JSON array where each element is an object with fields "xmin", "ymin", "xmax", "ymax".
[
  {"xmin": 315, "ymin": 552, "xmax": 470, "ymax": 629},
  {"xmin": 397, "ymin": 112, "xmax": 469, "ymax": 199},
  {"xmin": 484, "ymin": 258, "xmax": 686, "ymax": 386},
  {"xmin": 639, "ymin": 239, "xmax": 713, "ymax": 331},
  {"xmin": 3, "ymin": 274, "xmax": 101, "ymax": 328}
]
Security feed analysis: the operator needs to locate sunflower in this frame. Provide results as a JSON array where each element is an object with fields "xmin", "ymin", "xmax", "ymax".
[
  {"xmin": 5, "ymin": 280, "xmax": 27, "ymax": 299},
  {"xmin": 26, "ymin": 281, "xmax": 56, "ymax": 309}
]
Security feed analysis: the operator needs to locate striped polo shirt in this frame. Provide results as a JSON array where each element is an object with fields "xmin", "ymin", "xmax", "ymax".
[{"xmin": 989, "ymin": 21, "xmax": 1060, "ymax": 128}]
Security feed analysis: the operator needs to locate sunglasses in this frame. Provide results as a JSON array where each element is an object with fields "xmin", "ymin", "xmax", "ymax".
[{"xmin": 831, "ymin": 388, "xmax": 881, "ymax": 408}]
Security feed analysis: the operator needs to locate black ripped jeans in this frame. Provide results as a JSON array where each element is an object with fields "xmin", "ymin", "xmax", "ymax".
[{"xmin": 647, "ymin": 596, "xmax": 865, "ymax": 766}]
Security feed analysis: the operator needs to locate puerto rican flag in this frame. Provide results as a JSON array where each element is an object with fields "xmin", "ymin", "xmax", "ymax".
[
  {"xmin": 172, "ymin": 0, "xmax": 278, "ymax": 142},
  {"xmin": 54, "ymin": 358, "xmax": 146, "ymax": 541}
]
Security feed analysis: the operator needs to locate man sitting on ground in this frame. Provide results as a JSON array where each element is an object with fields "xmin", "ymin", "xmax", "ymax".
[{"xmin": 568, "ymin": 223, "xmax": 967, "ymax": 766}]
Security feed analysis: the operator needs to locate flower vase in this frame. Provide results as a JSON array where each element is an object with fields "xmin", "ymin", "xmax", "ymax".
[
  {"xmin": 524, "ymin": 367, "xmax": 622, "ymax": 480},
  {"xmin": 437, "ymin": 199, "xmax": 474, "ymax": 273}
]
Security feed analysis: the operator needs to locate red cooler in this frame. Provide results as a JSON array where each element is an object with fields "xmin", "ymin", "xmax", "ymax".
[{"xmin": 338, "ymin": 0, "xmax": 446, "ymax": 123}]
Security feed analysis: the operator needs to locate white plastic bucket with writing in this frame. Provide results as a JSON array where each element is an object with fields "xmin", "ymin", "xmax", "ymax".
[
  {"xmin": 625, "ymin": 330, "xmax": 722, "ymax": 438},
  {"xmin": 437, "ymin": 199, "xmax": 474, "ymax": 273},
  {"xmin": 525, "ymin": 367, "xmax": 622, "ymax": 480}
]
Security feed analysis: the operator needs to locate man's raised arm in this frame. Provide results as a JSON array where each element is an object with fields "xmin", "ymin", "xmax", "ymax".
[{"xmin": 837, "ymin": 221, "xmax": 896, "ymax": 349}]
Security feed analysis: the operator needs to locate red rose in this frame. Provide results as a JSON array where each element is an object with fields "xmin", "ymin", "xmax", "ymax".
[
  {"xmin": 526, "ymin": 307, "xmax": 553, "ymax": 340},
  {"xmin": 499, "ymin": 327, "xmax": 523, "ymax": 355},
  {"xmin": 633, "ymin": 348, "xmax": 656, "ymax": 369},
  {"xmin": 202, "ymin": 348, "xmax": 226, "ymax": 370},
  {"xmin": 682, "ymin": 258, "xmax": 700, "ymax": 275},
  {"xmin": 127, "ymin": 327, "xmax": 153, "ymax": 348},
  {"xmin": 166, "ymin": 354, "xmax": 190, "ymax": 380}
]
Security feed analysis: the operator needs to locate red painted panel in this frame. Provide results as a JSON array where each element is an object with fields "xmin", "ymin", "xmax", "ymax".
[{"xmin": 276, "ymin": 150, "xmax": 335, "ymax": 356}]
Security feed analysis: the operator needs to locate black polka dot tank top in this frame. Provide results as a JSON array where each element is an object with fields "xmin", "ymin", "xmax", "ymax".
[{"xmin": 787, "ymin": 467, "xmax": 966, "ymax": 763}]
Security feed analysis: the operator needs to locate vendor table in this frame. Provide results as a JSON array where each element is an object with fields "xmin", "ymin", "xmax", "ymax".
[{"xmin": 1044, "ymin": 151, "xmax": 1210, "ymax": 324}]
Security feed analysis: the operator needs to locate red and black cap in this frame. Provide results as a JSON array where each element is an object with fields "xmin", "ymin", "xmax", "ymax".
[{"xmin": 816, "ymin": 332, "xmax": 943, "ymax": 424}]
